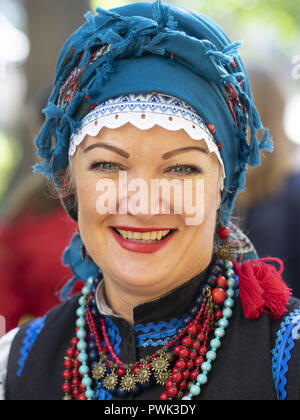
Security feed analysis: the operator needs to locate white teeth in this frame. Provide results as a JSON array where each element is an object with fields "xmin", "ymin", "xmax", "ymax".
[
  {"xmin": 143, "ymin": 232, "xmax": 151, "ymax": 240},
  {"xmin": 133, "ymin": 232, "xmax": 141, "ymax": 240},
  {"xmin": 115, "ymin": 229, "xmax": 172, "ymax": 242},
  {"xmin": 156, "ymin": 231, "xmax": 163, "ymax": 241},
  {"xmin": 150, "ymin": 231, "xmax": 157, "ymax": 240}
]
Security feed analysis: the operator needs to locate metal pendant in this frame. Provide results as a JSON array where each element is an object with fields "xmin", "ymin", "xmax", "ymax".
[
  {"xmin": 136, "ymin": 364, "xmax": 152, "ymax": 384},
  {"xmin": 120, "ymin": 369, "xmax": 137, "ymax": 392},
  {"xmin": 92, "ymin": 361, "xmax": 106, "ymax": 381},
  {"xmin": 154, "ymin": 370, "xmax": 171, "ymax": 386},
  {"xmin": 102, "ymin": 370, "xmax": 119, "ymax": 391},
  {"xmin": 151, "ymin": 351, "xmax": 170, "ymax": 373},
  {"xmin": 216, "ymin": 243, "xmax": 232, "ymax": 260}
]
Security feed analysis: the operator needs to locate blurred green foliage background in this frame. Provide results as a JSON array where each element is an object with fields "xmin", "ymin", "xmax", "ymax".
[
  {"xmin": 0, "ymin": 134, "xmax": 19, "ymax": 199},
  {"xmin": 91, "ymin": 0, "xmax": 300, "ymax": 46}
]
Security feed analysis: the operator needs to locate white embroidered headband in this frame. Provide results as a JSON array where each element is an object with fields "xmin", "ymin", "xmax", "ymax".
[{"xmin": 69, "ymin": 93, "xmax": 226, "ymax": 189}]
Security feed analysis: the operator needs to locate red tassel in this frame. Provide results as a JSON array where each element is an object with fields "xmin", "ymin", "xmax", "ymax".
[
  {"xmin": 233, "ymin": 258, "xmax": 292, "ymax": 320},
  {"xmin": 233, "ymin": 259, "xmax": 265, "ymax": 319}
]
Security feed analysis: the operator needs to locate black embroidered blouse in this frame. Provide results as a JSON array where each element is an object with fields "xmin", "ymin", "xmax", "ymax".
[{"xmin": 4, "ymin": 268, "xmax": 300, "ymax": 400}]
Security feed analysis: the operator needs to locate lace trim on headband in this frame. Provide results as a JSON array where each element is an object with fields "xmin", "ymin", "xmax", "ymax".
[{"xmin": 68, "ymin": 94, "xmax": 226, "ymax": 187}]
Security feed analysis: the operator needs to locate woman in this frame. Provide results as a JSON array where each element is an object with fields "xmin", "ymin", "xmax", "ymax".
[{"xmin": 0, "ymin": 1, "xmax": 299, "ymax": 401}]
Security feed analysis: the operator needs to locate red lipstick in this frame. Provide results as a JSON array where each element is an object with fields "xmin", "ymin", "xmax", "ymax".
[
  {"xmin": 110, "ymin": 227, "xmax": 176, "ymax": 254},
  {"xmin": 112, "ymin": 226, "xmax": 174, "ymax": 232}
]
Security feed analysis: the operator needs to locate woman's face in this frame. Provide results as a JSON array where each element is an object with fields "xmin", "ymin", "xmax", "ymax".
[{"xmin": 72, "ymin": 123, "xmax": 222, "ymax": 299}]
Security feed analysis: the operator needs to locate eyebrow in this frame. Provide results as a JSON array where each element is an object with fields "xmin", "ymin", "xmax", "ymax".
[
  {"xmin": 162, "ymin": 146, "xmax": 208, "ymax": 160},
  {"xmin": 84, "ymin": 143, "xmax": 208, "ymax": 160},
  {"xmin": 84, "ymin": 143, "xmax": 130, "ymax": 158}
]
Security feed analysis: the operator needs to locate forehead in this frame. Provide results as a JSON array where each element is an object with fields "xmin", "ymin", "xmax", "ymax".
[{"xmin": 81, "ymin": 123, "xmax": 211, "ymax": 154}]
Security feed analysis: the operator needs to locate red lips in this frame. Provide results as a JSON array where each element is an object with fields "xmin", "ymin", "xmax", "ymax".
[
  {"xmin": 112, "ymin": 226, "xmax": 174, "ymax": 232},
  {"xmin": 110, "ymin": 227, "xmax": 176, "ymax": 254}
]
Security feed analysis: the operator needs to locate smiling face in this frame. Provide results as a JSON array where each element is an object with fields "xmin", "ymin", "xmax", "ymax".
[{"xmin": 71, "ymin": 123, "xmax": 222, "ymax": 303}]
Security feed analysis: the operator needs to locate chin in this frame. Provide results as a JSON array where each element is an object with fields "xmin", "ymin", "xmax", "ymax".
[{"xmin": 106, "ymin": 255, "xmax": 177, "ymax": 291}]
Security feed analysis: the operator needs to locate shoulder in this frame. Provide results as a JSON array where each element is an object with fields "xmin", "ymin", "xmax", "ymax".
[
  {"xmin": 5, "ymin": 296, "xmax": 79, "ymax": 400},
  {"xmin": 11, "ymin": 294, "xmax": 79, "ymax": 343},
  {"xmin": 10, "ymin": 294, "xmax": 79, "ymax": 358},
  {"xmin": 271, "ymin": 296, "xmax": 300, "ymax": 400},
  {"xmin": 0, "ymin": 328, "xmax": 20, "ymax": 400}
]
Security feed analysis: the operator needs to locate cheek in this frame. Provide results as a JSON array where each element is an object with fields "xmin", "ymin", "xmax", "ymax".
[
  {"xmin": 196, "ymin": 181, "xmax": 219, "ymax": 245},
  {"xmin": 74, "ymin": 168, "xmax": 102, "ymax": 225},
  {"xmin": 181, "ymin": 174, "xmax": 219, "ymax": 222},
  {"xmin": 204, "ymin": 166, "xmax": 222, "ymax": 209},
  {"xmin": 204, "ymin": 185, "xmax": 220, "ymax": 214}
]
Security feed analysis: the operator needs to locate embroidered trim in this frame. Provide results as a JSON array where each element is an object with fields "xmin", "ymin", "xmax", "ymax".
[
  {"xmin": 271, "ymin": 307, "xmax": 300, "ymax": 400},
  {"xmin": 17, "ymin": 316, "xmax": 46, "ymax": 377},
  {"xmin": 134, "ymin": 317, "xmax": 184, "ymax": 348},
  {"xmin": 227, "ymin": 222, "xmax": 257, "ymax": 260},
  {"xmin": 68, "ymin": 93, "xmax": 225, "ymax": 189},
  {"xmin": 136, "ymin": 337, "xmax": 176, "ymax": 348},
  {"xmin": 104, "ymin": 317, "xmax": 122, "ymax": 356},
  {"xmin": 134, "ymin": 317, "xmax": 184, "ymax": 333},
  {"xmin": 58, "ymin": 44, "xmax": 111, "ymax": 112}
]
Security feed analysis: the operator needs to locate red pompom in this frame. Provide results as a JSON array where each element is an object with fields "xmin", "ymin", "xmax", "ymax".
[{"xmin": 234, "ymin": 258, "xmax": 291, "ymax": 319}]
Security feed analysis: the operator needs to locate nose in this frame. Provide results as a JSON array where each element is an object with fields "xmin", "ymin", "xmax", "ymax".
[{"xmin": 117, "ymin": 171, "xmax": 182, "ymax": 217}]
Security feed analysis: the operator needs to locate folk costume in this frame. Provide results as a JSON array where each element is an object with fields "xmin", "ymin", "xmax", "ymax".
[{"xmin": 0, "ymin": 1, "xmax": 299, "ymax": 401}]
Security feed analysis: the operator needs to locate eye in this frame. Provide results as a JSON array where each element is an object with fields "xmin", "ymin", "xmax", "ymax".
[
  {"xmin": 165, "ymin": 164, "xmax": 203, "ymax": 176},
  {"xmin": 88, "ymin": 160, "xmax": 125, "ymax": 172}
]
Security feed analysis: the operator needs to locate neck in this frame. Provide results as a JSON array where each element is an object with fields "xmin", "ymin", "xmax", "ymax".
[
  {"xmin": 101, "ymin": 267, "xmax": 211, "ymax": 326},
  {"xmin": 103, "ymin": 280, "xmax": 182, "ymax": 326},
  {"xmin": 104, "ymin": 283, "xmax": 137, "ymax": 325}
]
